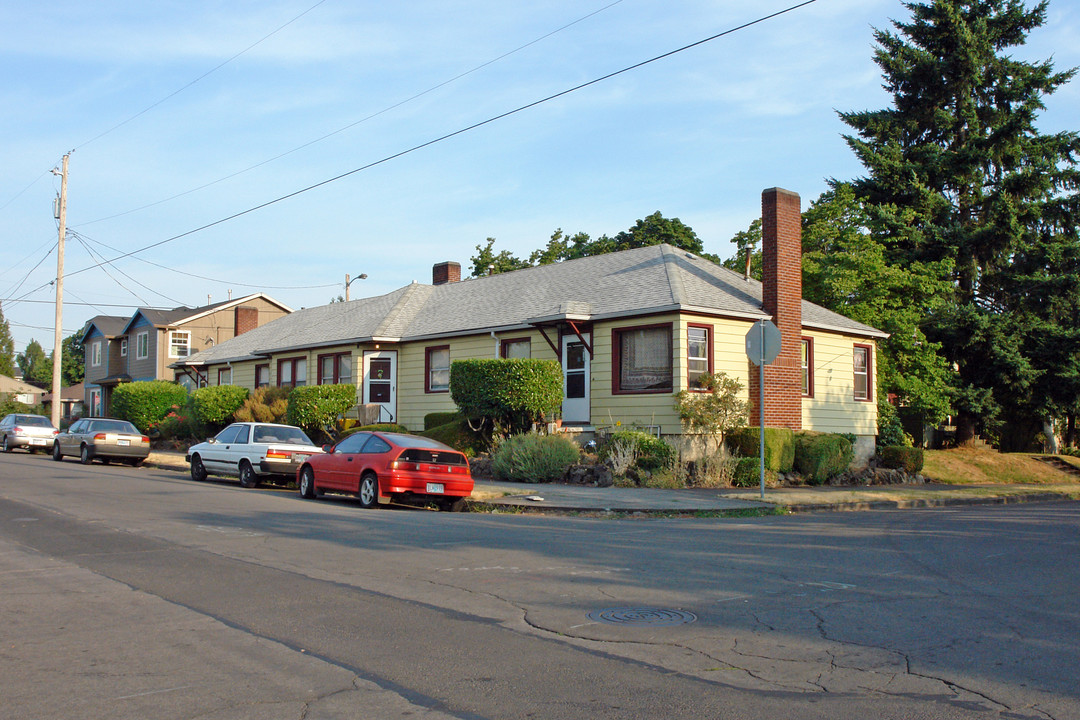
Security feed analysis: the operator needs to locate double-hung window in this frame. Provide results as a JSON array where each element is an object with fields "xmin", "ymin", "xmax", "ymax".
[
  {"xmin": 169, "ymin": 330, "xmax": 190, "ymax": 358},
  {"xmin": 255, "ymin": 364, "xmax": 270, "ymax": 388},
  {"xmin": 801, "ymin": 338, "xmax": 814, "ymax": 397},
  {"xmin": 613, "ymin": 324, "xmax": 673, "ymax": 394},
  {"xmin": 687, "ymin": 324, "xmax": 711, "ymax": 389},
  {"xmin": 426, "ymin": 346, "xmax": 450, "ymax": 393},
  {"xmin": 91, "ymin": 341, "xmax": 102, "ymax": 367},
  {"xmin": 218, "ymin": 367, "xmax": 232, "ymax": 386},
  {"xmin": 136, "ymin": 331, "xmax": 149, "ymax": 360},
  {"xmin": 854, "ymin": 345, "xmax": 872, "ymax": 401},
  {"xmin": 119, "ymin": 338, "xmax": 127, "ymax": 357},
  {"xmin": 318, "ymin": 352, "xmax": 352, "ymax": 385},
  {"xmin": 500, "ymin": 338, "xmax": 531, "ymax": 359}
]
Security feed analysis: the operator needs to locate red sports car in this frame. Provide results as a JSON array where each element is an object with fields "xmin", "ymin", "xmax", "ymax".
[{"xmin": 298, "ymin": 431, "xmax": 473, "ymax": 511}]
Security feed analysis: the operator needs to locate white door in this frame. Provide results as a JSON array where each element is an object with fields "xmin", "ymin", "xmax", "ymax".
[
  {"xmin": 363, "ymin": 350, "xmax": 397, "ymax": 424},
  {"xmin": 561, "ymin": 335, "xmax": 590, "ymax": 423}
]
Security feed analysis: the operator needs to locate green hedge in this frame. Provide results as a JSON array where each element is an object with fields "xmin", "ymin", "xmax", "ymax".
[
  {"xmin": 450, "ymin": 359, "xmax": 562, "ymax": 434},
  {"xmin": 491, "ymin": 432, "xmax": 581, "ymax": 483},
  {"xmin": 879, "ymin": 446, "xmax": 924, "ymax": 473},
  {"xmin": 420, "ymin": 417, "xmax": 488, "ymax": 457},
  {"xmin": 111, "ymin": 380, "xmax": 189, "ymax": 433},
  {"xmin": 338, "ymin": 423, "xmax": 410, "ymax": 439},
  {"xmin": 794, "ymin": 431, "xmax": 854, "ymax": 485},
  {"xmin": 286, "ymin": 384, "xmax": 357, "ymax": 434},
  {"xmin": 191, "ymin": 385, "xmax": 249, "ymax": 427},
  {"xmin": 727, "ymin": 426, "xmax": 795, "ymax": 472},
  {"xmin": 425, "ymin": 411, "xmax": 461, "ymax": 431}
]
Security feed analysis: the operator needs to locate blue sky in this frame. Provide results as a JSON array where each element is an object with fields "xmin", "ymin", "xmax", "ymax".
[{"xmin": 2, "ymin": 0, "xmax": 1078, "ymax": 357}]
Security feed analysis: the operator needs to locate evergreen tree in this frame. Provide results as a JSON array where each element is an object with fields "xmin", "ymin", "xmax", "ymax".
[
  {"xmin": 60, "ymin": 330, "xmax": 85, "ymax": 386},
  {"xmin": 0, "ymin": 305, "xmax": 14, "ymax": 377},
  {"xmin": 17, "ymin": 339, "xmax": 51, "ymax": 386},
  {"xmin": 839, "ymin": 0, "xmax": 1080, "ymax": 442}
]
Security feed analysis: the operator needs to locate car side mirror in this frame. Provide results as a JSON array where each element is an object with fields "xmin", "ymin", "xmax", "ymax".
[
  {"xmin": 322, "ymin": 444, "xmax": 334, "ymax": 453},
  {"xmin": 207, "ymin": 438, "xmax": 216, "ymax": 444}
]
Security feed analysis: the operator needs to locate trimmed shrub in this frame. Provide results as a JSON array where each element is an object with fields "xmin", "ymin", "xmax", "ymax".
[
  {"xmin": 727, "ymin": 426, "xmax": 795, "ymax": 472},
  {"xmin": 420, "ymin": 416, "xmax": 488, "ymax": 457},
  {"xmin": 111, "ymin": 380, "xmax": 188, "ymax": 433},
  {"xmin": 877, "ymin": 397, "xmax": 910, "ymax": 447},
  {"xmin": 191, "ymin": 385, "xmax": 249, "ymax": 429},
  {"xmin": 450, "ymin": 359, "xmax": 562, "ymax": 435},
  {"xmin": 425, "ymin": 411, "xmax": 461, "ymax": 431},
  {"xmin": 794, "ymin": 431, "xmax": 854, "ymax": 485},
  {"xmin": 286, "ymin": 384, "xmax": 357, "ymax": 438},
  {"xmin": 732, "ymin": 456, "xmax": 760, "ymax": 487},
  {"xmin": 234, "ymin": 386, "xmax": 290, "ymax": 424},
  {"xmin": 491, "ymin": 432, "xmax": 581, "ymax": 483},
  {"xmin": 879, "ymin": 446, "xmax": 924, "ymax": 473}
]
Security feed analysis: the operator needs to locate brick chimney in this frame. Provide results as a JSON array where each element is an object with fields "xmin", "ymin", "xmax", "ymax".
[
  {"xmin": 235, "ymin": 306, "xmax": 258, "ymax": 336},
  {"xmin": 750, "ymin": 187, "xmax": 803, "ymax": 430},
  {"xmin": 432, "ymin": 261, "xmax": 461, "ymax": 286}
]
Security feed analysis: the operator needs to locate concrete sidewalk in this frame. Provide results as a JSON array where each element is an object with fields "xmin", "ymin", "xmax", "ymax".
[{"xmin": 146, "ymin": 450, "xmax": 1080, "ymax": 514}]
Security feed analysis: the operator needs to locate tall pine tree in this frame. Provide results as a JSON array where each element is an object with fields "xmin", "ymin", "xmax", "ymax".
[{"xmin": 840, "ymin": 0, "xmax": 1080, "ymax": 442}]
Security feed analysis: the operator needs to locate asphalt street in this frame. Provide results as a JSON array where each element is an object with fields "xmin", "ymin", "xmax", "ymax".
[{"xmin": 1, "ymin": 451, "xmax": 1077, "ymax": 719}]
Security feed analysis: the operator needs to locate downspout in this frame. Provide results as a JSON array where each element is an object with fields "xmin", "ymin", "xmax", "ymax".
[{"xmin": 491, "ymin": 331, "xmax": 500, "ymax": 358}]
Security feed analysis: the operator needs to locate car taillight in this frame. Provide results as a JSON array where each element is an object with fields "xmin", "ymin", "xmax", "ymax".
[
  {"xmin": 266, "ymin": 449, "xmax": 291, "ymax": 460},
  {"xmin": 392, "ymin": 460, "xmax": 420, "ymax": 471},
  {"xmin": 94, "ymin": 433, "xmax": 107, "ymax": 441},
  {"xmin": 141, "ymin": 436, "xmax": 150, "ymax": 443}
]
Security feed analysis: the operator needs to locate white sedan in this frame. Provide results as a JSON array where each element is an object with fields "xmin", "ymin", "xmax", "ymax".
[{"xmin": 186, "ymin": 422, "xmax": 323, "ymax": 488}]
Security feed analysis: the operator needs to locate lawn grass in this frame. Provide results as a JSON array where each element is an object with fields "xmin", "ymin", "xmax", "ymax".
[{"xmin": 924, "ymin": 446, "xmax": 1080, "ymax": 485}]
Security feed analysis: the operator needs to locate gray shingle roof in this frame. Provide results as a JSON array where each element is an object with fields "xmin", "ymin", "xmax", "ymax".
[{"xmin": 176, "ymin": 244, "xmax": 884, "ymax": 367}]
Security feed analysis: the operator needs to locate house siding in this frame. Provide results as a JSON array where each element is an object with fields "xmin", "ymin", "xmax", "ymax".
[
  {"xmin": 801, "ymin": 330, "xmax": 877, "ymax": 435},
  {"xmin": 127, "ymin": 319, "xmax": 157, "ymax": 380}
]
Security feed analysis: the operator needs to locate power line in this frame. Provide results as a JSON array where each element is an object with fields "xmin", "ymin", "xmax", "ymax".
[
  {"xmin": 73, "ymin": 0, "xmax": 330, "ymax": 152},
  {"xmin": 65, "ymin": 1, "xmax": 818, "ymax": 280},
  {"xmin": 77, "ymin": 0, "xmax": 627, "ymax": 227}
]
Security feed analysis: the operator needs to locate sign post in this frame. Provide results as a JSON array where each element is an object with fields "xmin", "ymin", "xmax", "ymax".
[{"xmin": 745, "ymin": 320, "xmax": 782, "ymax": 499}]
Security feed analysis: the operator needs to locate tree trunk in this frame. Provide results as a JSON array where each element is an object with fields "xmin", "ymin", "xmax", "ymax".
[
  {"xmin": 955, "ymin": 413, "xmax": 977, "ymax": 445},
  {"xmin": 1042, "ymin": 419, "xmax": 1058, "ymax": 455}
]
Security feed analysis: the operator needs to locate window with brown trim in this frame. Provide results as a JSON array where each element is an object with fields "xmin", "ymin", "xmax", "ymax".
[
  {"xmin": 318, "ymin": 352, "xmax": 352, "ymax": 385},
  {"xmin": 255, "ymin": 364, "xmax": 270, "ymax": 388},
  {"xmin": 277, "ymin": 357, "xmax": 307, "ymax": 388},
  {"xmin": 801, "ymin": 337, "xmax": 814, "ymax": 398},
  {"xmin": 426, "ymin": 346, "xmax": 450, "ymax": 393},
  {"xmin": 218, "ymin": 367, "xmax": 232, "ymax": 386},
  {"xmin": 500, "ymin": 337, "xmax": 531, "ymax": 359},
  {"xmin": 612, "ymin": 323, "xmax": 673, "ymax": 394},
  {"xmin": 853, "ymin": 344, "xmax": 872, "ymax": 401},
  {"xmin": 687, "ymin": 324, "xmax": 712, "ymax": 389}
]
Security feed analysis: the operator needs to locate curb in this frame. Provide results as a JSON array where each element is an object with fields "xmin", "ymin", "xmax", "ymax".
[{"xmin": 778, "ymin": 491, "xmax": 1077, "ymax": 513}]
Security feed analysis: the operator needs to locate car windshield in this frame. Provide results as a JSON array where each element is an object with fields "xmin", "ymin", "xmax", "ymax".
[
  {"xmin": 92, "ymin": 420, "xmax": 139, "ymax": 434},
  {"xmin": 253, "ymin": 426, "xmax": 314, "ymax": 445},
  {"xmin": 17, "ymin": 415, "xmax": 53, "ymax": 427}
]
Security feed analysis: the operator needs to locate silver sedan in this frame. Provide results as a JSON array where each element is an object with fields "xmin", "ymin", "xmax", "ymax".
[{"xmin": 52, "ymin": 417, "xmax": 150, "ymax": 466}]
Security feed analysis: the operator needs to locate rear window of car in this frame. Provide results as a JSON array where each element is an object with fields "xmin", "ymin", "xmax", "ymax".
[
  {"xmin": 17, "ymin": 416, "xmax": 53, "ymax": 427},
  {"xmin": 380, "ymin": 433, "xmax": 451, "ymax": 450},
  {"xmin": 398, "ymin": 448, "xmax": 467, "ymax": 465},
  {"xmin": 254, "ymin": 426, "xmax": 314, "ymax": 445},
  {"xmin": 93, "ymin": 420, "xmax": 139, "ymax": 434}
]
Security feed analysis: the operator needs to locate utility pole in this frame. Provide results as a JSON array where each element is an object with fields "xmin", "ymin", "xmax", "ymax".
[{"xmin": 50, "ymin": 153, "xmax": 68, "ymax": 429}]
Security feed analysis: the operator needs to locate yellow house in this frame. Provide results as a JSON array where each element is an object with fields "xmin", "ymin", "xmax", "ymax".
[{"xmin": 174, "ymin": 189, "xmax": 886, "ymax": 463}]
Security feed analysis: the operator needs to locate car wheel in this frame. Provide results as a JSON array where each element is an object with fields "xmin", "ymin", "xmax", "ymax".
[
  {"xmin": 358, "ymin": 473, "xmax": 378, "ymax": 509},
  {"xmin": 299, "ymin": 466, "xmax": 317, "ymax": 499},
  {"xmin": 52, "ymin": 442, "xmax": 63, "ymax": 461},
  {"xmin": 2, "ymin": 435, "xmax": 11, "ymax": 453},
  {"xmin": 190, "ymin": 455, "xmax": 207, "ymax": 482},
  {"xmin": 80, "ymin": 445, "xmax": 93, "ymax": 465},
  {"xmin": 238, "ymin": 461, "xmax": 258, "ymax": 489},
  {"xmin": 128, "ymin": 458, "xmax": 143, "ymax": 467},
  {"xmin": 441, "ymin": 497, "xmax": 467, "ymax": 513}
]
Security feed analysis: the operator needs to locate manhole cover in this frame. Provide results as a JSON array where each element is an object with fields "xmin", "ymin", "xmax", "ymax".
[{"xmin": 587, "ymin": 607, "xmax": 697, "ymax": 626}]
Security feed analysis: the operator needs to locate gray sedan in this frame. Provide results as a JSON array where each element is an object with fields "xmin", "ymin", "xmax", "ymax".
[
  {"xmin": 0, "ymin": 413, "xmax": 59, "ymax": 453},
  {"xmin": 52, "ymin": 417, "xmax": 150, "ymax": 466}
]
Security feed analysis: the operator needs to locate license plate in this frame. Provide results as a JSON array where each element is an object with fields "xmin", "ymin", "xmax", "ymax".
[
  {"xmin": 117, "ymin": 439, "xmax": 130, "ymax": 446},
  {"xmin": 30, "ymin": 438, "xmax": 46, "ymax": 445},
  {"xmin": 426, "ymin": 482, "xmax": 444, "ymax": 494}
]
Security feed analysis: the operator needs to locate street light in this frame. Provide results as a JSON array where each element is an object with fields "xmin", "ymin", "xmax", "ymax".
[{"xmin": 344, "ymin": 273, "xmax": 367, "ymax": 301}]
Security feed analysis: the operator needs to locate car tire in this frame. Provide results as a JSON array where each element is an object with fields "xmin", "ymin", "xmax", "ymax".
[
  {"xmin": 238, "ymin": 461, "xmax": 258, "ymax": 489},
  {"xmin": 358, "ymin": 473, "xmax": 378, "ymax": 509},
  {"xmin": 441, "ymin": 497, "xmax": 467, "ymax": 513},
  {"xmin": 80, "ymin": 445, "xmax": 93, "ymax": 465},
  {"xmin": 190, "ymin": 455, "xmax": 207, "ymax": 482},
  {"xmin": 128, "ymin": 458, "xmax": 143, "ymax": 467},
  {"xmin": 299, "ymin": 466, "xmax": 317, "ymax": 499},
  {"xmin": 52, "ymin": 442, "xmax": 63, "ymax": 462},
  {"xmin": 2, "ymin": 435, "xmax": 11, "ymax": 453}
]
